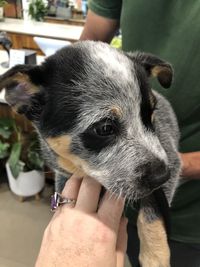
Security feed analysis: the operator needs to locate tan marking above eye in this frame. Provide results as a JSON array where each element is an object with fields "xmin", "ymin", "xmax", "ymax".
[
  {"xmin": 110, "ymin": 106, "xmax": 123, "ymax": 119},
  {"xmin": 46, "ymin": 135, "xmax": 89, "ymax": 175}
]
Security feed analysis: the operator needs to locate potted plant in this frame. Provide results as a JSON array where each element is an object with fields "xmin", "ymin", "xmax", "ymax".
[
  {"xmin": 0, "ymin": 117, "xmax": 45, "ymax": 200},
  {"xmin": 0, "ymin": 0, "xmax": 7, "ymax": 21},
  {"xmin": 28, "ymin": 0, "xmax": 48, "ymax": 21}
]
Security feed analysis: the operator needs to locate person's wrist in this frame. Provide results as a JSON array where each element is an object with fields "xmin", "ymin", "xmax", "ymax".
[
  {"xmin": 180, "ymin": 153, "xmax": 190, "ymax": 177},
  {"xmin": 180, "ymin": 152, "xmax": 200, "ymax": 179}
]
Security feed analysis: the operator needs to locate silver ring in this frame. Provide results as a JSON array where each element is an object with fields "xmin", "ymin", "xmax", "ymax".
[{"xmin": 51, "ymin": 192, "xmax": 76, "ymax": 212}]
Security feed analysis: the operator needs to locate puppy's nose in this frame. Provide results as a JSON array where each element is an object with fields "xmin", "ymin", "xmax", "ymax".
[{"xmin": 140, "ymin": 161, "xmax": 170, "ymax": 189}]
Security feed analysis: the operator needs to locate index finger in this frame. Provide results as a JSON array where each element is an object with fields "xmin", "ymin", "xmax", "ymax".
[
  {"xmin": 97, "ymin": 191, "xmax": 125, "ymax": 233},
  {"xmin": 75, "ymin": 176, "xmax": 102, "ymax": 213}
]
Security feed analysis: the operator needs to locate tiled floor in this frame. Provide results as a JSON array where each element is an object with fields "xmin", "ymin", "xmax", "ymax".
[{"xmin": 0, "ymin": 180, "xmax": 131, "ymax": 267}]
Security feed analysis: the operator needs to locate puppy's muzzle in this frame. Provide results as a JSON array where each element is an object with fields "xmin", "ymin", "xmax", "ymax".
[{"xmin": 138, "ymin": 161, "xmax": 170, "ymax": 189}]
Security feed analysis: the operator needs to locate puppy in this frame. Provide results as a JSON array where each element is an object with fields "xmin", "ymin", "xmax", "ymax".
[{"xmin": 0, "ymin": 41, "xmax": 181, "ymax": 267}]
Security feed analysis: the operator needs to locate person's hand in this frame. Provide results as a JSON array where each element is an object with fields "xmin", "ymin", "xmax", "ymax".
[
  {"xmin": 35, "ymin": 175, "xmax": 128, "ymax": 267},
  {"xmin": 180, "ymin": 151, "xmax": 200, "ymax": 179}
]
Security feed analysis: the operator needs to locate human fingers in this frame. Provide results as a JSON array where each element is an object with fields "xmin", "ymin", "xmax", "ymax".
[
  {"xmin": 98, "ymin": 191, "xmax": 125, "ymax": 234},
  {"xmin": 116, "ymin": 217, "xmax": 128, "ymax": 267},
  {"xmin": 75, "ymin": 176, "xmax": 102, "ymax": 213},
  {"xmin": 58, "ymin": 174, "xmax": 82, "ymax": 214},
  {"xmin": 61, "ymin": 174, "xmax": 82, "ymax": 208},
  {"xmin": 52, "ymin": 174, "xmax": 82, "ymax": 219}
]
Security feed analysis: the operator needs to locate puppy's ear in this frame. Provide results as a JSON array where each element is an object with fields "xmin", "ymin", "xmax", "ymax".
[
  {"xmin": 0, "ymin": 64, "xmax": 46, "ymax": 120},
  {"xmin": 127, "ymin": 52, "xmax": 173, "ymax": 88}
]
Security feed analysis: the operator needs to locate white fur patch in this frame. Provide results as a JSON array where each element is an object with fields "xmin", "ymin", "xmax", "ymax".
[{"xmin": 89, "ymin": 42, "xmax": 134, "ymax": 83}]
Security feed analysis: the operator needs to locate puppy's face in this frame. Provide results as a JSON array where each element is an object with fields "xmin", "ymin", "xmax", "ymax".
[{"xmin": 0, "ymin": 41, "xmax": 173, "ymax": 201}]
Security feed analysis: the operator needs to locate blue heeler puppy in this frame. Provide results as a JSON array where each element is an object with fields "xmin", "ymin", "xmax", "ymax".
[{"xmin": 0, "ymin": 41, "xmax": 181, "ymax": 267}]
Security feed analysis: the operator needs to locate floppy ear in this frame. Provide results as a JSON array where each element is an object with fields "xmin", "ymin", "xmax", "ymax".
[
  {"xmin": 0, "ymin": 64, "xmax": 46, "ymax": 121},
  {"xmin": 127, "ymin": 52, "xmax": 173, "ymax": 88}
]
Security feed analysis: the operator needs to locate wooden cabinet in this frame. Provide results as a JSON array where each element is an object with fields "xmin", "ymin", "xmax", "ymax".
[
  {"xmin": 4, "ymin": 3, "xmax": 22, "ymax": 18},
  {"xmin": 7, "ymin": 33, "xmax": 44, "ymax": 55},
  {"xmin": 44, "ymin": 17, "xmax": 85, "ymax": 26}
]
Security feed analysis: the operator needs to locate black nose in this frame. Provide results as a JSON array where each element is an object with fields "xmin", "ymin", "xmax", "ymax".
[{"xmin": 139, "ymin": 161, "xmax": 170, "ymax": 189}]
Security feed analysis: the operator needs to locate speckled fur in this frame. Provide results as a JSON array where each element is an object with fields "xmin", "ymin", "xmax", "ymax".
[{"xmin": 0, "ymin": 41, "xmax": 181, "ymax": 267}]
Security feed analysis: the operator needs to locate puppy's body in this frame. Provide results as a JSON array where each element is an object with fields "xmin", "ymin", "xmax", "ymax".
[{"xmin": 0, "ymin": 41, "xmax": 181, "ymax": 266}]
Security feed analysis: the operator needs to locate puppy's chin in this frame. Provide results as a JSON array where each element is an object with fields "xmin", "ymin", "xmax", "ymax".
[
  {"xmin": 106, "ymin": 184, "xmax": 156, "ymax": 202},
  {"xmin": 54, "ymin": 165, "xmax": 164, "ymax": 202},
  {"xmin": 99, "ymin": 176, "xmax": 166, "ymax": 202}
]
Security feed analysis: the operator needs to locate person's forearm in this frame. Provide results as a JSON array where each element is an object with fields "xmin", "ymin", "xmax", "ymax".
[
  {"xmin": 80, "ymin": 10, "xmax": 119, "ymax": 43},
  {"xmin": 180, "ymin": 151, "xmax": 200, "ymax": 179}
]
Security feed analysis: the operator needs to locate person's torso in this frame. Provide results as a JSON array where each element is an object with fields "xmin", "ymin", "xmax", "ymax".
[
  {"xmin": 121, "ymin": 0, "xmax": 200, "ymax": 153},
  {"xmin": 121, "ymin": 0, "xmax": 200, "ymax": 243}
]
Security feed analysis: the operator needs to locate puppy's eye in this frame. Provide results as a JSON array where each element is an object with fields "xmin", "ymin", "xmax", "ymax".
[
  {"xmin": 94, "ymin": 120, "xmax": 115, "ymax": 136},
  {"xmin": 81, "ymin": 118, "xmax": 121, "ymax": 153}
]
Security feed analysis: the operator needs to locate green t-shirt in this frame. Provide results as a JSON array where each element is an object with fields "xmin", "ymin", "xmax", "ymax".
[{"xmin": 89, "ymin": 0, "xmax": 200, "ymax": 243}]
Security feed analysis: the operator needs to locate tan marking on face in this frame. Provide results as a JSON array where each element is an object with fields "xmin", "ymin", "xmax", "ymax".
[
  {"xmin": 46, "ymin": 135, "xmax": 89, "ymax": 175},
  {"xmin": 137, "ymin": 210, "xmax": 170, "ymax": 267},
  {"xmin": 110, "ymin": 106, "xmax": 123, "ymax": 119},
  {"xmin": 58, "ymin": 157, "xmax": 86, "ymax": 176}
]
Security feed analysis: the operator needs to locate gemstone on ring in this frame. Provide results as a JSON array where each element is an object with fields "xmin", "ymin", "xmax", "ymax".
[
  {"xmin": 51, "ymin": 192, "xmax": 60, "ymax": 211},
  {"xmin": 51, "ymin": 192, "xmax": 76, "ymax": 212}
]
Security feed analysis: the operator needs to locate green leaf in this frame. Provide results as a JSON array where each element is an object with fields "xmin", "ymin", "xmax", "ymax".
[
  {"xmin": 28, "ymin": 0, "xmax": 47, "ymax": 21},
  {"xmin": 0, "ymin": 128, "xmax": 10, "ymax": 139},
  {"xmin": 8, "ymin": 142, "xmax": 24, "ymax": 178},
  {"xmin": 0, "ymin": 0, "xmax": 8, "ymax": 7},
  {"xmin": 0, "ymin": 141, "xmax": 10, "ymax": 159},
  {"xmin": 0, "ymin": 118, "xmax": 15, "ymax": 139},
  {"xmin": 110, "ymin": 36, "xmax": 122, "ymax": 49},
  {"xmin": 27, "ymin": 150, "xmax": 44, "ymax": 170}
]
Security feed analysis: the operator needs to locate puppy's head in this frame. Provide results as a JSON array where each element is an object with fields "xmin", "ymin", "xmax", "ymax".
[{"xmin": 0, "ymin": 41, "xmax": 173, "ymax": 201}]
